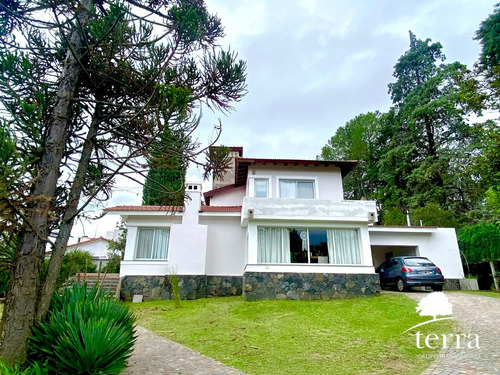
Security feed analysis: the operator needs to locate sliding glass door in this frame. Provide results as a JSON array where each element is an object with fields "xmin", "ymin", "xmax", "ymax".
[{"xmin": 257, "ymin": 227, "xmax": 361, "ymax": 265}]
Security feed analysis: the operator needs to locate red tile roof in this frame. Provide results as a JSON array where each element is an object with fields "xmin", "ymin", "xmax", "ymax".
[
  {"xmin": 203, "ymin": 184, "xmax": 241, "ymax": 205},
  {"xmin": 105, "ymin": 205, "xmax": 241, "ymax": 213},
  {"xmin": 234, "ymin": 158, "xmax": 358, "ymax": 186},
  {"xmin": 200, "ymin": 205, "xmax": 242, "ymax": 212},
  {"xmin": 105, "ymin": 205, "xmax": 183, "ymax": 212},
  {"xmin": 67, "ymin": 236, "xmax": 109, "ymax": 248}
]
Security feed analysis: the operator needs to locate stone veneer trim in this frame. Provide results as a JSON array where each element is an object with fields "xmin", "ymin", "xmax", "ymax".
[
  {"xmin": 120, "ymin": 275, "xmax": 243, "ymax": 301},
  {"xmin": 242, "ymin": 272, "xmax": 381, "ymax": 301}
]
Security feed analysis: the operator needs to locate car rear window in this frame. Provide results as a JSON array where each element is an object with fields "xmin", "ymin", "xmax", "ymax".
[{"xmin": 403, "ymin": 258, "xmax": 435, "ymax": 267}]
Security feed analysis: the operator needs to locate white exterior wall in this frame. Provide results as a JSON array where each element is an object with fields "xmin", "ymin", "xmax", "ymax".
[
  {"xmin": 368, "ymin": 227, "xmax": 464, "ymax": 279},
  {"xmin": 200, "ymin": 215, "xmax": 247, "ymax": 276},
  {"xmin": 67, "ymin": 240, "xmax": 109, "ymax": 259},
  {"xmin": 120, "ymin": 214, "xmax": 181, "ymax": 277},
  {"xmin": 209, "ymin": 186, "xmax": 246, "ymax": 206},
  {"xmin": 120, "ymin": 182, "xmax": 210, "ymax": 277},
  {"xmin": 241, "ymin": 197, "xmax": 377, "ymax": 227},
  {"xmin": 167, "ymin": 182, "xmax": 208, "ymax": 275},
  {"xmin": 247, "ymin": 165, "xmax": 344, "ymax": 200}
]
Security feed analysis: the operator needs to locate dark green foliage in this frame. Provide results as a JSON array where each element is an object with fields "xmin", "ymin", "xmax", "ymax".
[
  {"xmin": 105, "ymin": 221, "xmax": 127, "ymax": 273},
  {"xmin": 321, "ymin": 30, "xmax": 493, "ymax": 226},
  {"xmin": 104, "ymin": 252, "xmax": 122, "ymax": 274},
  {"xmin": 320, "ymin": 112, "xmax": 381, "ymax": 200},
  {"xmin": 381, "ymin": 34, "xmax": 475, "ymax": 213},
  {"xmin": 57, "ymin": 250, "xmax": 97, "ymax": 288},
  {"xmin": 459, "ymin": 223, "xmax": 500, "ymax": 263},
  {"xmin": 379, "ymin": 206, "xmax": 407, "ymax": 226},
  {"xmin": 388, "ymin": 31, "xmax": 445, "ymax": 103},
  {"xmin": 0, "ymin": 271, "xmax": 9, "ymax": 297},
  {"xmin": 410, "ymin": 203, "xmax": 459, "ymax": 228},
  {"xmin": 475, "ymin": 4, "xmax": 500, "ymax": 79},
  {"xmin": 143, "ymin": 126, "xmax": 188, "ymax": 206},
  {"xmin": 28, "ymin": 283, "xmax": 136, "ymax": 375},
  {"xmin": 168, "ymin": 274, "xmax": 181, "ymax": 308},
  {"xmin": 0, "ymin": 359, "xmax": 47, "ymax": 375}
]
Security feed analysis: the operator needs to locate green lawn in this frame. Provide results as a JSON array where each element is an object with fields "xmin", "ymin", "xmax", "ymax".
[{"xmin": 129, "ymin": 294, "xmax": 456, "ymax": 375}]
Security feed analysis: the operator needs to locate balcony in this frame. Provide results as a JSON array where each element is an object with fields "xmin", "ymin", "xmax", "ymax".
[{"xmin": 241, "ymin": 197, "xmax": 377, "ymax": 226}]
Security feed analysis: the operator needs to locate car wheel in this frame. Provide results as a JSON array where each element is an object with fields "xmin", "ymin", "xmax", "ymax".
[
  {"xmin": 396, "ymin": 278, "xmax": 407, "ymax": 292},
  {"xmin": 431, "ymin": 285, "xmax": 443, "ymax": 291}
]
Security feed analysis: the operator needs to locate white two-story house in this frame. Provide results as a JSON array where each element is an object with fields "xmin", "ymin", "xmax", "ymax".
[{"xmin": 107, "ymin": 147, "xmax": 464, "ymax": 301}]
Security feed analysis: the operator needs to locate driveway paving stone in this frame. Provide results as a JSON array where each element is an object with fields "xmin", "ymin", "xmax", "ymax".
[
  {"xmin": 402, "ymin": 291, "xmax": 500, "ymax": 375},
  {"xmin": 121, "ymin": 326, "xmax": 245, "ymax": 375}
]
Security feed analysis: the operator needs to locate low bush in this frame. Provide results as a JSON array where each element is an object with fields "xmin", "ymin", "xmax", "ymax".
[
  {"xmin": 29, "ymin": 283, "xmax": 136, "ymax": 375},
  {"xmin": 0, "ymin": 359, "xmax": 46, "ymax": 375},
  {"xmin": 57, "ymin": 250, "xmax": 97, "ymax": 288}
]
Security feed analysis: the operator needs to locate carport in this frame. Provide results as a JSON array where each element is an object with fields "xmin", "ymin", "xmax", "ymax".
[
  {"xmin": 371, "ymin": 245, "xmax": 417, "ymax": 268},
  {"xmin": 368, "ymin": 226, "xmax": 465, "ymax": 279}
]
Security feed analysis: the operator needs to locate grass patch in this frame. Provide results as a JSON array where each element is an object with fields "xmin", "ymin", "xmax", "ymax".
[{"xmin": 130, "ymin": 294, "xmax": 457, "ymax": 375}]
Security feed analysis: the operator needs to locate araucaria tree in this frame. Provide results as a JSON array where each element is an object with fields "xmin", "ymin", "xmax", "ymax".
[{"xmin": 0, "ymin": 0, "xmax": 246, "ymax": 364}]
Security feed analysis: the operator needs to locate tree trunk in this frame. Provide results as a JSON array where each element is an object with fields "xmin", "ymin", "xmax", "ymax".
[
  {"xmin": 0, "ymin": 0, "xmax": 92, "ymax": 364},
  {"xmin": 38, "ymin": 104, "xmax": 101, "ymax": 320}
]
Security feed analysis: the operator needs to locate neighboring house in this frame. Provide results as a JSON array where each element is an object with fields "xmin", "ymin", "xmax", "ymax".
[
  {"xmin": 107, "ymin": 147, "xmax": 464, "ymax": 301},
  {"xmin": 65, "ymin": 236, "xmax": 111, "ymax": 268}
]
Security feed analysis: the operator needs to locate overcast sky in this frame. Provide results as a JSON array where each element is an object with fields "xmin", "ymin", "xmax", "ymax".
[{"xmin": 73, "ymin": 0, "xmax": 497, "ymax": 240}]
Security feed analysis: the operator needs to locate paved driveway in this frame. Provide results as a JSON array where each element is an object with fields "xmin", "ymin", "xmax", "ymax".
[
  {"xmin": 121, "ymin": 326, "xmax": 245, "ymax": 375},
  {"xmin": 401, "ymin": 291, "xmax": 500, "ymax": 375}
]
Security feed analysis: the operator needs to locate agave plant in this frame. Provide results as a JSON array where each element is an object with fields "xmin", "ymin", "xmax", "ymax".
[{"xmin": 29, "ymin": 283, "xmax": 136, "ymax": 375}]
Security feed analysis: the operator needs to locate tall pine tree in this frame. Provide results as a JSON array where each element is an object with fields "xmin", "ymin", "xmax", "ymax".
[{"xmin": 142, "ymin": 127, "xmax": 187, "ymax": 206}]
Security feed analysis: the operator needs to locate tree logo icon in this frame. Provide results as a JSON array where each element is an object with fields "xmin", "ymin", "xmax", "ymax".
[{"xmin": 403, "ymin": 292, "xmax": 455, "ymax": 333}]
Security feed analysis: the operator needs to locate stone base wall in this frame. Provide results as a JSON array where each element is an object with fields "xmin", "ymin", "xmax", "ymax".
[
  {"xmin": 444, "ymin": 278, "xmax": 461, "ymax": 290},
  {"xmin": 243, "ymin": 272, "xmax": 380, "ymax": 301},
  {"xmin": 121, "ymin": 275, "xmax": 242, "ymax": 301}
]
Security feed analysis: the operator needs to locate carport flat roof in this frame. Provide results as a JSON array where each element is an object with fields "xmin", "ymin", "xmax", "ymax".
[{"xmin": 368, "ymin": 226, "xmax": 438, "ymax": 233}]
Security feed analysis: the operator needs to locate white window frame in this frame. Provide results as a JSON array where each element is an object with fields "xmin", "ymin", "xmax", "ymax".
[
  {"xmin": 248, "ymin": 176, "xmax": 272, "ymax": 198},
  {"xmin": 135, "ymin": 227, "xmax": 170, "ymax": 260},
  {"xmin": 257, "ymin": 226, "xmax": 362, "ymax": 265},
  {"xmin": 277, "ymin": 177, "xmax": 318, "ymax": 199}
]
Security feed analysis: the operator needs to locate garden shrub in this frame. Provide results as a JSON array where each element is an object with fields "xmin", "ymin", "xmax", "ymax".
[
  {"xmin": 57, "ymin": 250, "xmax": 97, "ymax": 288},
  {"xmin": 28, "ymin": 283, "xmax": 136, "ymax": 375},
  {"xmin": 0, "ymin": 359, "xmax": 46, "ymax": 375}
]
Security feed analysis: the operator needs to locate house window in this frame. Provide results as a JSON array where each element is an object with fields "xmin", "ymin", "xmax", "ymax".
[
  {"xmin": 254, "ymin": 179, "xmax": 269, "ymax": 198},
  {"xmin": 257, "ymin": 227, "xmax": 361, "ymax": 265},
  {"xmin": 136, "ymin": 228, "xmax": 170, "ymax": 260},
  {"xmin": 279, "ymin": 180, "xmax": 315, "ymax": 199}
]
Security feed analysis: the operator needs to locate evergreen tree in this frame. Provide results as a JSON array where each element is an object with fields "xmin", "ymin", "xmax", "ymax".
[
  {"xmin": 0, "ymin": 0, "xmax": 246, "ymax": 363},
  {"xmin": 142, "ymin": 127, "xmax": 188, "ymax": 206},
  {"xmin": 378, "ymin": 32, "xmax": 477, "ymax": 215},
  {"xmin": 320, "ymin": 112, "xmax": 382, "ymax": 200}
]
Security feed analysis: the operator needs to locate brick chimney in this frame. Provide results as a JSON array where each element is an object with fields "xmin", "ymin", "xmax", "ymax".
[{"xmin": 211, "ymin": 146, "xmax": 243, "ymax": 189}]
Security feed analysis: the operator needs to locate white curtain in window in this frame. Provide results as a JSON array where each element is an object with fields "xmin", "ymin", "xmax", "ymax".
[
  {"xmin": 297, "ymin": 181, "xmax": 314, "ymax": 198},
  {"xmin": 282, "ymin": 228, "xmax": 291, "ymax": 263},
  {"xmin": 326, "ymin": 230, "xmax": 336, "ymax": 264},
  {"xmin": 136, "ymin": 229, "xmax": 154, "ymax": 258},
  {"xmin": 279, "ymin": 180, "xmax": 295, "ymax": 198},
  {"xmin": 258, "ymin": 228, "xmax": 291, "ymax": 263},
  {"xmin": 328, "ymin": 229, "xmax": 361, "ymax": 264},
  {"xmin": 152, "ymin": 228, "xmax": 169, "ymax": 259}
]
